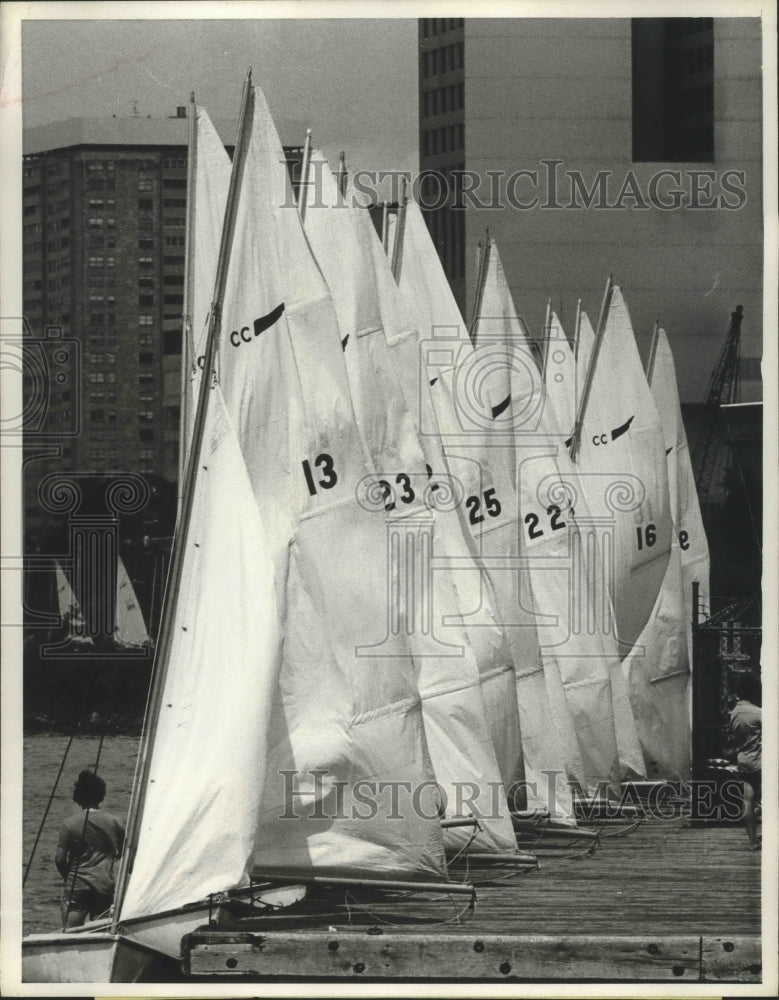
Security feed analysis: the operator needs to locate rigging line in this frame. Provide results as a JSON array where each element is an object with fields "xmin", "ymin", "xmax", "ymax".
[
  {"xmin": 341, "ymin": 890, "xmax": 475, "ymax": 928},
  {"xmin": 23, "ymin": 733, "xmax": 75, "ymax": 885}
]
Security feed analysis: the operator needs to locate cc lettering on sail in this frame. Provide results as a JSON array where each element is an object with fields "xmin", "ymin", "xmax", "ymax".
[{"xmin": 229, "ymin": 303, "xmax": 286, "ymax": 347}]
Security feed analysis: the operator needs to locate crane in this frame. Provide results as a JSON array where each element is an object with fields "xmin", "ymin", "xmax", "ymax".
[{"xmin": 693, "ymin": 304, "xmax": 743, "ymax": 497}]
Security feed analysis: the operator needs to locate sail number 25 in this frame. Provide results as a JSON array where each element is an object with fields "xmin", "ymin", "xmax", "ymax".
[{"xmin": 302, "ymin": 453, "xmax": 338, "ymax": 495}]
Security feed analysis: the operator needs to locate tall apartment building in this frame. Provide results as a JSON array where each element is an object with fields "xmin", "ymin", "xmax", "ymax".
[
  {"xmin": 22, "ymin": 113, "xmax": 303, "ymax": 529},
  {"xmin": 418, "ymin": 17, "xmax": 763, "ymax": 403}
]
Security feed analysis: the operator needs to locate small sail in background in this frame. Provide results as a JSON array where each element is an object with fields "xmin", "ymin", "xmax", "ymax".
[
  {"xmin": 113, "ymin": 557, "xmax": 151, "ymax": 650},
  {"xmin": 54, "ymin": 561, "xmax": 93, "ymax": 647}
]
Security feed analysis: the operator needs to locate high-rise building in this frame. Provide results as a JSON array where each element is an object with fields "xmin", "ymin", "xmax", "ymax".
[
  {"xmin": 418, "ymin": 17, "xmax": 763, "ymax": 403},
  {"xmin": 22, "ymin": 112, "xmax": 304, "ymax": 529}
]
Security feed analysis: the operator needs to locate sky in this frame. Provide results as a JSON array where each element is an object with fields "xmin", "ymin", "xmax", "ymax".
[{"xmin": 19, "ymin": 16, "xmax": 419, "ymax": 177}]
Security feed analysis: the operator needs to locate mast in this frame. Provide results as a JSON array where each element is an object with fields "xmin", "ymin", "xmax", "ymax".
[
  {"xmin": 390, "ymin": 175, "xmax": 408, "ymax": 280},
  {"xmin": 336, "ymin": 150, "xmax": 347, "ymax": 198},
  {"xmin": 178, "ymin": 92, "xmax": 198, "ymax": 497},
  {"xmin": 645, "ymin": 320, "xmax": 661, "ymax": 382},
  {"xmin": 540, "ymin": 296, "xmax": 552, "ymax": 379},
  {"xmin": 572, "ymin": 297, "xmax": 582, "ymax": 363},
  {"xmin": 381, "ymin": 201, "xmax": 389, "ymax": 252},
  {"xmin": 467, "ymin": 228, "xmax": 490, "ymax": 341},
  {"xmin": 113, "ymin": 72, "xmax": 254, "ymax": 926},
  {"xmin": 298, "ymin": 127, "xmax": 312, "ymax": 222},
  {"xmin": 569, "ymin": 274, "xmax": 614, "ymax": 463}
]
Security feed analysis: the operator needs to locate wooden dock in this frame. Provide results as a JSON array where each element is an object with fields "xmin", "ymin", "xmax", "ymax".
[{"xmin": 183, "ymin": 818, "xmax": 762, "ymax": 982}]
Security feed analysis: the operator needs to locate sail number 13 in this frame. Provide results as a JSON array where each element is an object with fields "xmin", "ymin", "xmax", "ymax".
[{"xmin": 302, "ymin": 453, "xmax": 338, "ymax": 495}]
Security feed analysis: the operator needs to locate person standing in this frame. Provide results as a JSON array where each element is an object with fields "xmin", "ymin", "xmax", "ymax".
[
  {"xmin": 55, "ymin": 769, "xmax": 125, "ymax": 928},
  {"xmin": 729, "ymin": 672, "xmax": 762, "ymax": 849}
]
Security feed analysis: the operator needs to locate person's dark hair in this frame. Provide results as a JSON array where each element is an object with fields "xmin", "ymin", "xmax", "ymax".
[
  {"xmin": 733, "ymin": 672, "xmax": 761, "ymax": 706},
  {"xmin": 73, "ymin": 769, "xmax": 106, "ymax": 809}
]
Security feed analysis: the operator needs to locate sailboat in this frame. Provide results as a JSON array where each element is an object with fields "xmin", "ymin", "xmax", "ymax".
[
  {"xmin": 471, "ymin": 239, "xmax": 645, "ymax": 787},
  {"xmin": 53, "ymin": 561, "xmax": 93, "ymax": 649},
  {"xmin": 113, "ymin": 557, "xmax": 151, "ymax": 651},
  {"xmin": 23, "ymin": 77, "xmax": 473, "ymax": 984},
  {"xmin": 300, "ymin": 149, "xmax": 519, "ymax": 855},
  {"xmin": 390, "ymin": 199, "xmax": 575, "ymax": 821}
]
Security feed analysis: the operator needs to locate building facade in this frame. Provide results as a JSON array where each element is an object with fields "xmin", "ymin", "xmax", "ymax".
[
  {"xmin": 22, "ymin": 113, "xmax": 303, "ymax": 529},
  {"xmin": 418, "ymin": 17, "xmax": 763, "ymax": 403}
]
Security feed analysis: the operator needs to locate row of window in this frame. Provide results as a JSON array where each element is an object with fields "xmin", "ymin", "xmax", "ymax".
[
  {"xmin": 421, "ymin": 42, "xmax": 464, "ymax": 78},
  {"xmin": 87, "ymin": 161, "xmax": 115, "ymax": 172},
  {"xmin": 420, "ymin": 18, "xmax": 464, "ymax": 37},
  {"xmin": 422, "ymin": 123, "xmax": 465, "ymax": 157},
  {"xmin": 421, "ymin": 82, "xmax": 465, "ymax": 118}
]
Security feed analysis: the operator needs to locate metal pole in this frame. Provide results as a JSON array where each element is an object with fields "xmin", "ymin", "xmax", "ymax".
[
  {"xmin": 467, "ymin": 227, "xmax": 490, "ymax": 342},
  {"xmin": 381, "ymin": 201, "xmax": 389, "ymax": 252},
  {"xmin": 298, "ymin": 128, "xmax": 312, "ymax": 222},
  {"xmin": 390, "ymin": 176, "xmax": 408, "ymax": 280},
  {"xmin": 336, "ymin": 150, "xmax": 347, "ymax": 198},
  {"xmin": 540, "ymin": 297, "xmax": 552, "ymax": 380},
  {"xmin": 113, "ymin": 72, "xmax": 255, "ymax": 927},
  {"xmin": 572, "ymin": 297, "xmax": 582, "ymax": 363},
  {"xmin": 569, "ymin": 274, "xmax": 613, "ymax": 463},
  {"xmin": 646, "ymin": 320, "xmax": 660, "ymax": 382},
  {"xmin": 179, "ymin": 92, "xmax": 198, "ymax": 496}
]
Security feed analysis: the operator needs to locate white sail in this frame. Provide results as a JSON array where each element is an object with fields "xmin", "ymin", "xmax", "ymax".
[
  {"xmin": 181, "ymin": 106, "xmax": 232, "ymax": 466},
  {"xmin": 542, "ymin": 311, "xmax": 577, "ymax": 439},
  {"xmin": 120, "ymin": 388, "xmax": 284, "ymax": 919},
  {"xmin": 113, "ymin": 556, "xmax": 150, "ymax": 650},
  {"xmin": 648, "ymin": 327, "xmax": 711, "ymax": 657},
  {"xmin": 361, "ymin": 201, "xmax": 526, "ymax": 800},
  {"xmin": 396, "ymin": 201, "xmax": 574, "ymax": 819},
  {"xmin": 574, "ymin": 286, "xmax": 673, "ymax": 654},
  {"xmin": 303, "ymin": 151, "xmax": 517, "ymax": 852},
  {"xmin": 473, "ymin": 241, "xmax": 639, "ymax": 790},
  {"xmin": 215, "ymin": 86, "xmax": 447, "ymax": 879},
  {"xmin": 54, "ymin": 561, "xmax": 92, "ymax": 647}
]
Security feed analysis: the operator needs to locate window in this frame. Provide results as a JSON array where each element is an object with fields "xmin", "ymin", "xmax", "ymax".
[
  {"xmin": 139, "ymin": 294, "xmax": 154, "ymax": 307},
  {"xmin": 163, "ymin": 330, "xmax": 181, "ymax": 354},
  {"xmin": 88, "ymin": 218, "xmax": 104, "ymax": 227},
  {"xmin": 139, "ymin": 238, "xmax": 154, "ymax": 250},
  {"xmin": 88, "ymin": 256, "xmax": 104, "ymax": 267},
  {"xmin": 632, "ymin": 18, "xmax": 714, "ymax": 161},
  {"xmin": 165, "ymin": 236, "xmax": 185, "ymax": 247},
  {"xmin": 139, "ymin": 428, "xmax": 155, "ymax": 442},
  {"xmin": 138, "ymin": 198, "xmax": 153, "ymax": 211},
  {"xmin": 138, "ymin": 177, "xmax": 153, "ymax": 191},
  {"xmin": 163, "ymin": 198, "xmax": 186, "ymax": 208},
  {"xmin": 139, "ymin": 315, "xmax": 154, "ymax": 326},
  {"xmin": 138, "ymin": 352, "xmax": 154, "ymax": 365}
]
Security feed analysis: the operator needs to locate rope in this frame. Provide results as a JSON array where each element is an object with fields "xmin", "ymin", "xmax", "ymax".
[
  {"xmin": 23, "ymin": 733, "xmax": 75, "ymax": 885},
  {"xmin": 341, "ymin": 888, "xmax": 475, "ymax": 928}
]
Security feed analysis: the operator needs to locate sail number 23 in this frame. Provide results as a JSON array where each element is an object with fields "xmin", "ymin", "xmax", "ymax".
[{"xmin": 302, "ymin": 453, "xmax": 338, "ymax": 495}]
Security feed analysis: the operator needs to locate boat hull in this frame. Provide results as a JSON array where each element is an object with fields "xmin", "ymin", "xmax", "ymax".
[{"xmin": 22, "ymin": 931, "xmax": 169, "ymax": 983}]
